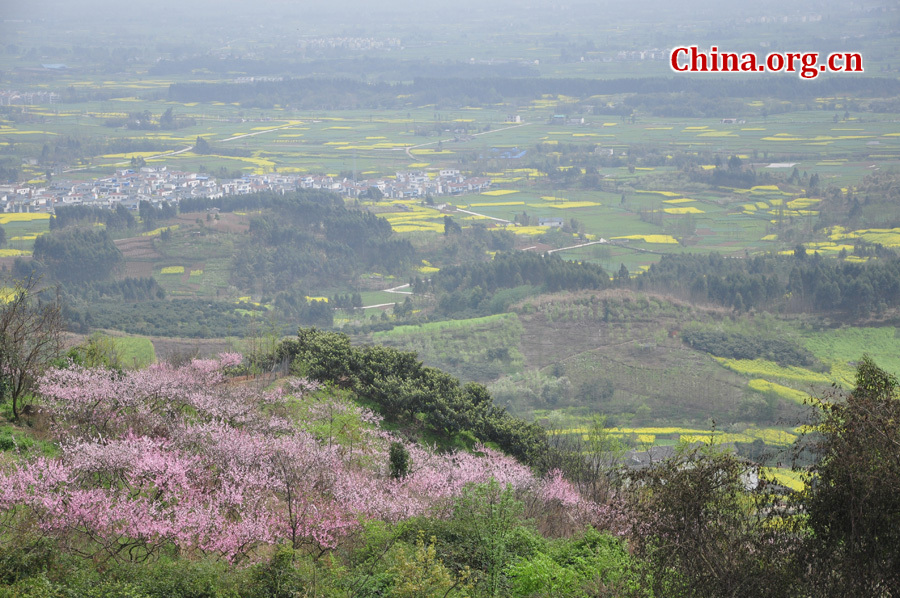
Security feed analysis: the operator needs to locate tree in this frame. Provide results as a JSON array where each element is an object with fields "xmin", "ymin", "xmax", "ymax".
[
  {"xmin": 391, "ymin": 531, "xmax": 473, "ymax": 598},
  {"xmin": 0, "ymin": 276, "xmax": 64, "ymax": 419},
  {"xmin": 32, "ymin": 227, "xmax": 124, "ymax": 284},
  {"xmin": 626, "ymin": 445, "xmax": 799, "ymax": 598},
  {"xmin": 365, "ymin": 186, "xmax": 383, "ymax": 202},
  {"xmin": 447, "ymin": 479, "xmax": 523, "ymax": 597},
  {"xmin": 0, "ymin": 224, "xmax": 6, "ymax": 248},
  {"xmin": 139, "ymin": 199, "xmax": 158, "ymax": 230},
  {"xmin": 443, "ymin": 216, "xmax": 462, "ymax": 236},
  {"xmin": 389, "ymin": 441, "xmax": 410, "ymax": 479},
  {"xmin": 615, "ymin": 263, "xmax": 629, "ymax": 286},
  {"xmin": 159, "ymin": 107, "xmax": 176, "ymax": 130},
  {"xmin": 809, "ymin": 172, "xmax": 820, "ymax": 192},
  {"xmin": 64, "ymin": 333, "xmax": 123, "ymax": 370},
  {"xmin": 800, "ymin": 355, "xmax": 900, "ymax": 595},
  {"xmin": 194, "ymin": 136, "xmax": 211, "ymax": 154}
]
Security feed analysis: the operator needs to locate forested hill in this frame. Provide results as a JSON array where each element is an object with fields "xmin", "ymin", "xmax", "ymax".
[
  {"xmin": 630, "ymin": 251, "xmax": 900, "ymax": 317},
  {"xmin": 432, "ymin": 251, "xmax": 611, "ymax": 316},
  {"xmin": 230, "ymin": 194, "xmax": 414, "ymax": 294}
]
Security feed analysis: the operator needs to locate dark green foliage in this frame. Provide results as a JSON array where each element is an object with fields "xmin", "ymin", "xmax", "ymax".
[
  {"xmin": 0, "ymin": 549, "xmax": 242, "ymax": 598},
  {"xmin": 394, "ymin": 483, "xmax": 636, "ymax": 597},
  {"xmin": 139, "ymin": 200, "xmax": 176, "ymax": 230},
  {"xmin": 801, "ymin": 355, "xmax": 900, "ymax": 596},
  {"xmin": 194, "ymin": 136, "xmax": 211, "ymax": 154},
  {"xmin": 443, "ymin": 215, "xmax": 462, "ymax": 236},
  {"xmin": 635, "ymin": 252, "xmax": 900, "ymax": 316},
  {"xmin": 64, "ymin": 277, "xmax": 166, "ymax": 303},
  {"xmin": 689, "ymin": 163, "xmax": 759, "ymax": 188},
  {"xmin": 248, "ymin": 547, "xmax": 306, "ymax": 598},
  {"xmin": 434, "ymin": 252, "xmax": 608, "ymax": 316},
  {"xmin": 123, "ymin": 559, "xmax": 234, "ymax": 598},
  {"xmin": 178, "ymin": 190, "xmax": 342, "ymax": 214},
  {"xmin": 389, "ymin": 441, "xmax": 410, "ymax": 479},
  {"xmin": 217, "ymin": 192, "xmax": 413, "ymax": 293},
  {"xmin": 485, "ymin": 285, "xmax": 537, "ymax": 315},
  {"xmin": 626, "ymin": 446, "xmax": 800, "ymax": 598},
  {"xmin": 32, "ymin": 227, "xmax": 124, "ymax": 284},
  {"xmin": 68, "ymin": 299, "xmax": 268, "ymax": 338},
  {"xmin": 279, "ymin": 328, "xmax": 551, "ymax": 466},
  {"xmin": 436, "ymin": 251, "xmax": 609, "ymax": 295},
  {"xmin": 50, "ymin": 204, "xmax": 135, "ymax": 231},
  {"xmin": 0, "ymin": 539, "xmax": 57, "ymax": 587},
  {"xmin": 681, "ymin": 325, "xmax": 817, "ymax": 367},
  {"xmin": 450, "ymin": 480, "xmax": 522, "ymax": 596}
]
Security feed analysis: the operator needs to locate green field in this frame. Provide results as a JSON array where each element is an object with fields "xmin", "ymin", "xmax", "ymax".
[
  {"xmin": 9, "ymin": 93, "xmax": 900, "ymax": 276},
  {"xmin": 4, "ymin": 0, "xmax": 900, "ymax": 454},
  {"xmin": 110, "ymin": 334, "xmax": 157, "ymax": 368},
  {"xmin": 370, "ymin": 313, "xmax": 526, "ymax": 382},
  {"xmin": 803, "ymin": 326, "xmax": 900, "ymax": 379}
]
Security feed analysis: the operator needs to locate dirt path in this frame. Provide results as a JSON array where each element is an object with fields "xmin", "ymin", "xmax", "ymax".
[
  {"xmin": 219, "ymin": 123, "xmax": 297, "ymax": 143},
  {"xmin": 384, "ymin": 283, "xmax": 413, "ymax": 295},
  {"xmin": 546, "ymin": 239, "xmax": 608, "ymax": 253}
]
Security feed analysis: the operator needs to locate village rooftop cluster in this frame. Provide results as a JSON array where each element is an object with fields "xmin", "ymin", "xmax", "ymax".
[{"xmin": 0, "ymin": 167, "xmax": 492, "ymax": 213}]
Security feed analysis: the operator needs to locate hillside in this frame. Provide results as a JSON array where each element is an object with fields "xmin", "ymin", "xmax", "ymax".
[
  {"xmin": 2, "ymin": 334, "xmax": 898, "ymax": 596},
  {"xmin": 0, "ymin": 343, "xmax": 633, "ymax": 596}
]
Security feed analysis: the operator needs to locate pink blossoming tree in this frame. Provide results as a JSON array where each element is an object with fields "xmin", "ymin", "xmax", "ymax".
[{"xmin": 1, "ymin": 353, "xmax": 618, "ymax": 564}]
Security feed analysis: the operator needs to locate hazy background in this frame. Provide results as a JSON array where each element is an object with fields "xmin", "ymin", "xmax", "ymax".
[{"xmin": 3, "ymin": 0, "xmax": 892, "ymax": 79}]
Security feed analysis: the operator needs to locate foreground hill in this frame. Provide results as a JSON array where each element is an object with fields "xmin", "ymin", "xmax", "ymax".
[
  {"xmin": 1, "ymin": 333, "xmax": 899, "ymax": 596},
  {"xmin": 0, "ymin": 349, "xmax": 631, "ymax": 597}
]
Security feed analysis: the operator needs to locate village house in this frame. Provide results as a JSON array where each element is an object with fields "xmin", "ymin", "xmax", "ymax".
[{"xmin": 12, "ymin": 164, "xmax": 491, "ymax": 213}]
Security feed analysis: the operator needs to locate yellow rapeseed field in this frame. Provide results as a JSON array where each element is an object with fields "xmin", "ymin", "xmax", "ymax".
[
  {"xmin": 142, "ymin": 225, "xmax": 180, "ymax": 237},
  {"xmin": 748, "ymin": 379, "xmax": 808, "ymax": 404},
  {"xmin": 481, "ymin": 190, "xmax": 520, "ymax": 196},
  {"xmin": 0, "ymin": 213, "xmax": 50, "ymax": 224},
  {"xmin": 663, "ymin": 206, "xmax": 705, "ymax": 215},
  {"xmin": 611, "ymin": 234, "xmax": 679, "ymax": 244}
]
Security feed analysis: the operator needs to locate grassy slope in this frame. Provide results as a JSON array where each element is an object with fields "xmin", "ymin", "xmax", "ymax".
[
  {"xmin": 365, "ymin": 313, "xmax": 526, "ymax": 382},
  {"xmin": 508, "ymin": 291, "xmax": 805, "ymax": 427}
]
